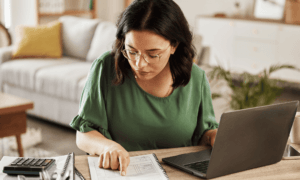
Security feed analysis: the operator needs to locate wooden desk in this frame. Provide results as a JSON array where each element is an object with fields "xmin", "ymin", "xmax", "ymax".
[
  {"xmin": 0, "ymin": 93, "xmax": 34, "ymax": 157},
  {"xmin": 75, "ymin": 144, "xmax": 300, "ymax": 180}
]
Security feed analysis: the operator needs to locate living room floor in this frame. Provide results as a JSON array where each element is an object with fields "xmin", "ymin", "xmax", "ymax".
[
  {"xmin": 26, "ymin": 88, "xmax": 300, "ymax": 156},
  {"xmin": 26, "ymin": 115, "xmax": 86, "ymax": 156}
]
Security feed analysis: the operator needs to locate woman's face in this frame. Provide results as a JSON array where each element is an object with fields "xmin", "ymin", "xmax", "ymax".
[{"xmin": 124, "ymin": 30, "xmax": 177, "ymax": 81}]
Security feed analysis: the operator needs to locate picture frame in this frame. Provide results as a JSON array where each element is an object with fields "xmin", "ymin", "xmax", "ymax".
[{"xmin": 253, "ymin": 0, "xmax": 286, "ymax": 21}]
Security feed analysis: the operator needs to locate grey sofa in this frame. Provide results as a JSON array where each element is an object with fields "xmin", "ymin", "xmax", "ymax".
[{"xmin": 0, "ymin": 16, "xmax": 117, "ymax": 126}]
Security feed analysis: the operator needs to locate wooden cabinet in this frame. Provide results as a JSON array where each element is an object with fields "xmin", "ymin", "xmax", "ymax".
[
  {"xmin": 196, "ymin": 16, "xmax": 300, "ymax": 83},
  {"xmin": 36, "ymin": 0, "xmax": 97, "ymax": 24},
  {"xmin": 198, "ymin": 17, "xmax": 235, "ymax": 68}
]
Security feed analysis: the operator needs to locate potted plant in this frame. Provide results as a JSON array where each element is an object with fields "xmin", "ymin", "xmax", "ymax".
[{"xmin": 208, "ymin": 64, "xmax": 300, "ymax": 110}]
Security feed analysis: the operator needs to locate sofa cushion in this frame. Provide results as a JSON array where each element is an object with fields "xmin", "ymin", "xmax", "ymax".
[
  {"xmin": 86, "ymin": 21, "xmax": 117, "ymax": 62},
  {"xmin": 59, "ymin": 16, "xmax": 99, "ymax": 60},
  {"xmin": 35, "ymin": 62, "xmax": 92, "ymax": 101},
  {"xmin": 0, "ymin": 57, "xmax": 79, "ymax": 91},
  {"xmin": 12, "ymin": 21, "xmax": 62, "ymax": 59}
]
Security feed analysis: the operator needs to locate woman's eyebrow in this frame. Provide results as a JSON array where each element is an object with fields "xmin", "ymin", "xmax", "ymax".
[{"xmin": 126, "ymin": 44, "xmax": 162, "ymax": 52}]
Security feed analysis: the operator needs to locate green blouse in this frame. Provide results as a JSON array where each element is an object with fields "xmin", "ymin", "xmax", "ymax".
[{"xmin": 70, "ymin": 51, "xmax": 219, "ymax": 151}]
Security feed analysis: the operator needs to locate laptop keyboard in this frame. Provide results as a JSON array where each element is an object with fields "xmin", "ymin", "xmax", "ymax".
[{"xmin": 184, "ymin": 160, "xmax": 210, "ymax": 173}]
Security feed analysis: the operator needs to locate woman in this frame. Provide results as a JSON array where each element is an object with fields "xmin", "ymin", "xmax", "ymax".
[{"xmin": 70, "ymin": 0, "xmax": 218, "ymax": 176}]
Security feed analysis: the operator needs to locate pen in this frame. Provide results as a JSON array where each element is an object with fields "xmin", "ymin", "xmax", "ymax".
[
  {"xmin": 50, "ymin": 153, "xmax": 72, "ymax": 180},
  {"xmin": 61, "ymin": 153, "xmax": 72, "ymax": 178}
]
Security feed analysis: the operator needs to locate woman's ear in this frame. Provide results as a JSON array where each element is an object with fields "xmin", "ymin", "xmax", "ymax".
[{"xmin": 171, "ymin": 42, "xmax": 179, "ymax": 55}]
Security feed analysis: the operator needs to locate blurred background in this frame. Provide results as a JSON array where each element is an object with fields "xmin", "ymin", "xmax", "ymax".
[{"xmin": 1, "ymin": 0, "xmax": 260, "ymax": 44}]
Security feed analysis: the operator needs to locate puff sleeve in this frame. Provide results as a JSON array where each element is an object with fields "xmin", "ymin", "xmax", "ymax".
[{"xmin": 69, "ymin": 52, "xmax": 112, "ymax": 140}]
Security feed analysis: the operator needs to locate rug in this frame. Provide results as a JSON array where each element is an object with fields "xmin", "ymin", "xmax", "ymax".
[{"xmin": 0, "ymin": 128, "xmax": 59, "ymax": 158}]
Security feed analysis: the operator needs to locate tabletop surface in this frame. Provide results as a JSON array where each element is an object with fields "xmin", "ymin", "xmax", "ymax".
[
  {"xmin": 75, "ymin": 144, "xmax": 300, "ymax": 180},
  {"xmin": 0, "ymin": 93, "xmax": 33, "ymax": 115}
]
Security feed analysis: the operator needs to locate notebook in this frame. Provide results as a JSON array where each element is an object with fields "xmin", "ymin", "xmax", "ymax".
[
  {"xmin": 162, "ymin": 101, "xmax": 299, "ymax": 179},
  {"xmin": 88, "ymin": 153, "xmax": 169, "ymax": 180}
]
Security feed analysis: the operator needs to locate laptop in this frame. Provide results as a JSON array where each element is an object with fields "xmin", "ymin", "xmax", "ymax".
[{"xmin": 162, "ymin": 101, "xmax": 299, "ymax": 179}]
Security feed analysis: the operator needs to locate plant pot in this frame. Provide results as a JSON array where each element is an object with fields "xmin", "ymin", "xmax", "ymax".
[{"xmin": 285, "ymin": 0, "xmax": 300, "ymax": 24}]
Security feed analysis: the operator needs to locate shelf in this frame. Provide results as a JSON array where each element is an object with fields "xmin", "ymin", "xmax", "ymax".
[
  {"xmin": 197, "ymin": 15, "xmax": 300, "ymax": 26},
  {"xmin": 39, "ymin": 10, "xmax": 94, "ymax": 17},
  {"xmin": 36, "ymin": 0, "xmax": 97, "ymax": 24}
]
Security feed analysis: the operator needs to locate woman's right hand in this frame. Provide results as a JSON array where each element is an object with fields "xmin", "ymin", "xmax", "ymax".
[{"xmin": 98, "ymin": 141, "xmax": 130, "ymax": 176}]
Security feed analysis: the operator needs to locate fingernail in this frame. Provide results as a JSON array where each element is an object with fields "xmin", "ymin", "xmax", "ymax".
[{"xmin": 122, "ymin": 171, "xmax": 126, "ymax": 176}]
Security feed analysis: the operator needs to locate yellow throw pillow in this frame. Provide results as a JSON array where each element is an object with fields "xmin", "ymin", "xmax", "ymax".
[{"xmin": 12, "ymin": 21, "xmax": 62, "ymax": 59}]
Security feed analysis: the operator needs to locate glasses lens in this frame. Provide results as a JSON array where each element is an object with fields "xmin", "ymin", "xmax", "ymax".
[
  {"xmin": 122, "ymin": 50, "xmax": 160, "ymax": 63},
  {"xmin": 127, "ymin": 50, "xmax": 137, "ymax": 61},
  {"xmin": 122, "ymin": 50, "xmax": 137, "ymax": 61},
  {"xmin": 145, "ymin": 55, "xmax": 160, "ymax": 63}
]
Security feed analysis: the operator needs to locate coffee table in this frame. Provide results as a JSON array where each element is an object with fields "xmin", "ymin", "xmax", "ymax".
[{"xmin": 0, "ymin": 93, "xmax": 34, "ymax": 157}]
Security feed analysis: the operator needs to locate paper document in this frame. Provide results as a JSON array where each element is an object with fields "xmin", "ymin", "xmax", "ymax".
[{"xmin": 88, "ymin": 153, "xmax": 169, "ymax": 180}]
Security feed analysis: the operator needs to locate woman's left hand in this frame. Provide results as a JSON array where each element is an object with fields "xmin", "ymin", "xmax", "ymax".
[
  {"xmin": 208, "ymin": 129, "xmax": 218, "ymax": 147},
  {"xmin": 201, "ymin": 129, "xmax": 218, "ymax": 147}
]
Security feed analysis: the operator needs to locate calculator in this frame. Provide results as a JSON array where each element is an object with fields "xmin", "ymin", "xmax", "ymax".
[{"xmin": 3, "ymin": 157, "xmax": 55, "ymax": 176}]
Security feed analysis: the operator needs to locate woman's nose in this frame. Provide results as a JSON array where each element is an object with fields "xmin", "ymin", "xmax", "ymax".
[{"xmin": 135, "ymin": 55, "xmax": 148, "ymax": 68}]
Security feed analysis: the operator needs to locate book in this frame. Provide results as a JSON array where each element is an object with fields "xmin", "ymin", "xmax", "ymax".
[
  {"xmin": 88, "ymin": 153, "xmax": 169, "ymax": 180},
  {"xmin": 0, "ymin": 153, "xmax": 77, "ymax": 180}
]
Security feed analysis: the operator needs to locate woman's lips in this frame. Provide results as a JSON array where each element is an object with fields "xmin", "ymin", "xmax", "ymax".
[
  {"xmin": 139, "ymin": 71, "xmax": 149, "ymax": 75},
  {"xmin": 135, "ymin": 69, "xmax": 150, "ymax": 75}
]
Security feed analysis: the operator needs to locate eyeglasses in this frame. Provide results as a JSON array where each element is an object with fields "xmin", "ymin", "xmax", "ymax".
[{"xmin": 121, "ymin": 44, "xmax": 170, "ymax": 64}]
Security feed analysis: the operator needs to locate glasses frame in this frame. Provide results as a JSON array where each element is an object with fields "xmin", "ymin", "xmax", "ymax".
[{"xmin": 121, "ymin": 44, "xmax": 171, "ymax": 64}]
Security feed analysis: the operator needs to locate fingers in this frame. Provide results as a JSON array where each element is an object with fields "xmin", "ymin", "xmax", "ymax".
[
  {"xmin": 119, "ymin": 154, "xmax": 130, "ymax": 176},
  {"xmin": 211, "ymin": 138, "xmax": 215, "ymax": 147},
  {"xmin": 103, "ymin": 151, "xmax": 110, "ymax": 169},
  {"xmin": 97, "ymin": 143, "xmax": 130, "ymax": 176},
  {"xmin": 98, "ymin": 151, "xmax": 124, "ymax": 171},
  {"xmin": 210, "ymin": 129, "xmax": 218, "ymax": 147},
  {"xmin": 98, "ymin": 154, "xmax": 104, "ymax": 168},
  {"xmin": 110, "ymin": 151, "xmax": 119, "ymax": 170},
  {"xmin": 98, "ymin": 152, "xmax": 111, "ymax": 169}
]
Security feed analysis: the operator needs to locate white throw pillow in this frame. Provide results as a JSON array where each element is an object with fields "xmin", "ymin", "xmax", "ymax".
[
  {"xmin": 59, "ymin": 16, "xmax": 99, "ymax": 60},
  {"xmin": 86, "ymin": 21, "xmax": 117, "ymax": 62}
]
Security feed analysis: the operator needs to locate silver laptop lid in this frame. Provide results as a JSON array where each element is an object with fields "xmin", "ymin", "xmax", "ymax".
[{"xmin": 206, "ymin": 101, "xmax": 299, "ymax": 179}]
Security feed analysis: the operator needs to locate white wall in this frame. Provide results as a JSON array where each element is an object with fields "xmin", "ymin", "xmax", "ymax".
[
  {"xmin": 97, "ymin": 0, "xmax": 124, "ymax": 23},
  {"xmin": 8, "ymin": 0, "xmax": 37, "ymax": 44},
  {"xmin": 0, "ymin": 1, "xmax": 3, "ymax": 23},
  {"xmin": 173, "ymin": 0, "xmax": 255, "ymax": 30}
]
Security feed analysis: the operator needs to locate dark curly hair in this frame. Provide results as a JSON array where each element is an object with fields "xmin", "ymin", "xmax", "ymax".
[{"xmin": 111, "ymin": 0, "xmax": 195, "ymax": 88}]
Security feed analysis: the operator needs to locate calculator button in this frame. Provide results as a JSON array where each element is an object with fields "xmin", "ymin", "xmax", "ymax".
[
  {"xmin": 11, "ymin": 158, "xmax": 23, "ymax": 165},
  {"xmin": 42, "ymin": 159, "xmax": 52, "ymax": 166},
  {"xmin": 30, "ymin": 159, "xmax": 39, "ymax": 166},
  {"xmin": 23, "ymin": 158, "xmax": 34, "ymax": 166},
  {"xmin": 35, "ymin": 159, "xmax": 45, "ymax": 166},
  {"xmin": 17, "ymin": 158, "xmax": 28, "ymax": 166}
]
